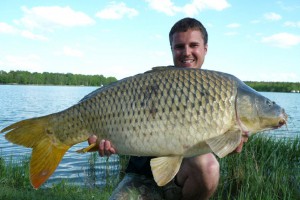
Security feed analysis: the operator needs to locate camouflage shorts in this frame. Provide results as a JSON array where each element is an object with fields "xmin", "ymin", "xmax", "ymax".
[{"xmin": 109, "ymin": 173, "xmax": 182, "ymax": 200}]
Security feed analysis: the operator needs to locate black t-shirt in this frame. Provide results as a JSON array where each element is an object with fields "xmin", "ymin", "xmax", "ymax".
[{"xmin": 125, "ymin": 156, "xmax": 154, "ymax": 178}]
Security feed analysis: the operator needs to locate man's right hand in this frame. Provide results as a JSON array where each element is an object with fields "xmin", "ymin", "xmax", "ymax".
[{"xmin": 88, "ymin": 135, "xmax": 116, "ymax": 157}]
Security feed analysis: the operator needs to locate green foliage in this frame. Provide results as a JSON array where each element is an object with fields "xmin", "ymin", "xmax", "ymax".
[
  {"xmin": 213, "ymin": 135, "xmax": 300, "ymax": 199},
  {"xmin": 1, "ymin": 136, "xmax": 299, "ymax": 199},
  {"xmin": 1, "ymin": 70, "xmax": 300, "ymax": 92},
  {"xmin": 0, "ymin": 70, "xmax": 117, "ymax": 86},
  {"xmin": 245, "ymin": 81, "xmax": 300, "ymax": 92},
  {"xmin": 0, "ymin": 154, "xmax": 115, "ymax": 200}
]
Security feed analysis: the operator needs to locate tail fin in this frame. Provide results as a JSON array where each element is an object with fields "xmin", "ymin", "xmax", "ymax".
[{"xmin": 1, "ymin": 116, "xmax": 70, "ymax": 189}]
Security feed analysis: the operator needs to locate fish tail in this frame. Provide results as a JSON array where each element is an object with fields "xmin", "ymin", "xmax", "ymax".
[{"xmin": 1, "ymin": 115, "xmax": 70, "ymax": 189}]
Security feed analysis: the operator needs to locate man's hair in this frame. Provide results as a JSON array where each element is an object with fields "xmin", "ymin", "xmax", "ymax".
[{"xmin": 169, "ymin": 17, "xmax": 208, "ymax": 46}]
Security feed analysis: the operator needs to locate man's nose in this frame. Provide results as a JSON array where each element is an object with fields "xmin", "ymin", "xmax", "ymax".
[{"xmin": 182, "ymin": 47, "xmax": 191, "ymax": 56}]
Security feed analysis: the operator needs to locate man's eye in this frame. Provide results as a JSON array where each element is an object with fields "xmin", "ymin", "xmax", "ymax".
[{"xmin": 174, "ymin": 45, "xmax": 184, "ymax": 49}]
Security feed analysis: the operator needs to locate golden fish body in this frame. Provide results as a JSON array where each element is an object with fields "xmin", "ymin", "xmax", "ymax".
[{"xmin": 1, "ymin": 66, "xmax": 287, "ymax": 188}]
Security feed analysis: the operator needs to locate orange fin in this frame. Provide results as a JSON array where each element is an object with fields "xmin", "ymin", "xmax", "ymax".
[
  {"xmin": 30, "ymin": 138, "xmax": 69, "ymax": 189},
  {"xmin": 1, "ymin": 115, "xmax": 70, "ymax": 189},
  {"xmin": 76, "ymin": 143, "xmax": 98, "ymax": 153}
]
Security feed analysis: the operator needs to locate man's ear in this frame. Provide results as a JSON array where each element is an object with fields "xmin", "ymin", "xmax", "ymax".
[{"xmin": 204, "ymin": 44, "xmax": 208, "ymax": 54}]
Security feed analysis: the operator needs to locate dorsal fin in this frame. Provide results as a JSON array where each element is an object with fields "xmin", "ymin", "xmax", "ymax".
[{"xmin": 144, "ymin": 66, "xmax": 175, "ymax": 74}]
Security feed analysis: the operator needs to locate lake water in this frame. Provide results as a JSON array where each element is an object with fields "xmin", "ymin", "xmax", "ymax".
[{"xmin": 0, "ymin": 85, "xmax": 299, "ymax": 187}]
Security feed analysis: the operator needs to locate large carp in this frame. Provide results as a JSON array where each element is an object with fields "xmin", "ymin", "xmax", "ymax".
[{"xmin": 1, "ymin": 66, "xmax": 287, "ymax": 189}]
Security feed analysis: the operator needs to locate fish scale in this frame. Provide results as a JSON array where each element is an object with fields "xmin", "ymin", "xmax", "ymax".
[{"xmin": 1, "ymin": 66, "xmax": 287, "ymax": 188}]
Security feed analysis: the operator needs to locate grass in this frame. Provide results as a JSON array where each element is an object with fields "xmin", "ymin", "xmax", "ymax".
[
  {"xmin": 212, "ymin": 135, "xmax": 300, "ymax": 200},
  {"xmin": 0, "ymin": 135, "xmax": 299, "ymax": 200}
]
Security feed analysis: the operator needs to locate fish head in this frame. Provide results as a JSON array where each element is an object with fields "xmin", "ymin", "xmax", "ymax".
[{"xmin": 235, "ymin": 83, "xmax": 287, "ymax": 135}]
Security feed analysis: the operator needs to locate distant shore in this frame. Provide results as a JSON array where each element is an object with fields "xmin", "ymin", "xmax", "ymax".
[{"xmin": 1, "ymin": 70, "xmax": 300, "ymax": 92}]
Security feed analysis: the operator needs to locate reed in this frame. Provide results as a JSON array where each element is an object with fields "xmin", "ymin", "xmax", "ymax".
[
  {"xmin": 0, "ymin": 135, "xmax": 299, "ymax": 199},
  {"xmin": 212, "ymin": 135, "xmax": 300, "ymax": 199}
]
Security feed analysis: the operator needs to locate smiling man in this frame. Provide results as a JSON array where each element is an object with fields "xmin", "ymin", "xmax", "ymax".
[{"xmin": 171, "ymin": 22, "xmax": 207, "ymax": 69}]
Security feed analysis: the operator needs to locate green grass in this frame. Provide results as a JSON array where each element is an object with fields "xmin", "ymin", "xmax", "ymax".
[
  {"xmin": 212, "ymin": 135, "xmax": 300, "ymax": 200},
  {"xmin": 0, "ymin": 135, "xmax": 299, "ymax": 200},
  {"xmin": 0, "ymin": 154, "xmax": 117, "ymax": 200}
]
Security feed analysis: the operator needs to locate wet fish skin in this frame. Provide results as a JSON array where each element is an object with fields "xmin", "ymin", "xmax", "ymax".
[{"xmin": 1, "ymin": 66, "xmax": 287, "ymax": 188}]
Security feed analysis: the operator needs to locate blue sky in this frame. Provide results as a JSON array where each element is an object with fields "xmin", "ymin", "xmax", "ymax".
[{"xmin": 0, "ymin": 0, "xmax": 299, "ymax": 82}]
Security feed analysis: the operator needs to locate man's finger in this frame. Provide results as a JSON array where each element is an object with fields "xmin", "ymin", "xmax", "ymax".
[{"xmin": 88, "ymin": 135, "xmax": 97, "ymax": 145}]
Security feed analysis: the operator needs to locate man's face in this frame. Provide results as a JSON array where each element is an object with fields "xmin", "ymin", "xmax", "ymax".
[{"xmin": 171, "ymin": 29, "xmax": 207, "ymax": 69}]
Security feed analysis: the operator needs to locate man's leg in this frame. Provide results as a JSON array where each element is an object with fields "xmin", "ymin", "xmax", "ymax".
[
  {"xmin": 175, "ymin": 153, "xmax": 220, "ymax": 200},
  {"xmin": 109, "ymin": 173, "xmax": 164, "ymax": 200}
]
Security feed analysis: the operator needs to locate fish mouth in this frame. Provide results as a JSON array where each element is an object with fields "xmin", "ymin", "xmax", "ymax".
[
  {"xmin": 273, "ymin": 113, "xmax": 288, "ymax": 129},
  {"xmin": 272, "ymin": 110, "xmax": 288, "ymax": 129}
]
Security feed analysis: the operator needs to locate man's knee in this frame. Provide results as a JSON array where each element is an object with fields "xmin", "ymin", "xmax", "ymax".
[
  {"xmin": 201, "ymin": 153, "xmax": 220, "ymax": 177},
  {"xmin": 176, "ymin": 154, "xmax": 220, "ymax": 199},
  {"xmin": 194, "ymin": 154, "xmax": 219, "ymax": 191}
]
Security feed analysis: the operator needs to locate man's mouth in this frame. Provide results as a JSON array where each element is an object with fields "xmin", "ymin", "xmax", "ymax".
[{"xmin": 181, "ymin": 59, "xmax": 194, "ymax": 64}]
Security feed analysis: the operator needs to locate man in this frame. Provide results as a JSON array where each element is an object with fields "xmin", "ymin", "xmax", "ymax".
[{"xmin": 88, "ymin": 18, "xmax": 247, "ymax": 200}]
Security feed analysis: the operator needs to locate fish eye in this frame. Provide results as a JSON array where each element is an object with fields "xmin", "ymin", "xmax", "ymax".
[{"xmin": 266, "ymin": 100, "xmax": 273, "ymax": 107}]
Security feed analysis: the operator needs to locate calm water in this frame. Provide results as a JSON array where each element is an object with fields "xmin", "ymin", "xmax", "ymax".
[{"xmin": 0, "ymin": 85, "xmax": 299, "ymax": 187}]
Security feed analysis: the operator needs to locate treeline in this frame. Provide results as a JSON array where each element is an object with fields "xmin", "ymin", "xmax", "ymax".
[
  {"xmin": 0, "ymin": 70, "xmax": 117, "ymax": 86},
  {"xmin": 245, "ymin": 81, "xmax": 300, "ymax": 92},
  {"xmin": 1, "ymin": 70, "xmax": 300, "ymax": 92}
]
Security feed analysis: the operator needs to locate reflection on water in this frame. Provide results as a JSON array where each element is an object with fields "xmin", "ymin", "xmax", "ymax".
[{"xmin": 0, "ymin": 86, "xmax": 299, "ymax": 187}]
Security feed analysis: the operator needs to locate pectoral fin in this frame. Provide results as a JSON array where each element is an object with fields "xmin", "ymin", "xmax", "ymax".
[
  {"xmin": 206, "ymin": 131, "xmax": 242, "ymax": 158},
  {"xmin": 150, "ymin": 156, "xmax": 183, "ymax": 186},
  {"xmin": 76, "ymin": 143, "xmax": 97, "ymax": 153}
]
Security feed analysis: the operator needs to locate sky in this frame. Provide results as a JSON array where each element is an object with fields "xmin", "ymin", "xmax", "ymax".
[{"xmin": 0, "ymin": 0, "xmax": 300, "ymax": 82}]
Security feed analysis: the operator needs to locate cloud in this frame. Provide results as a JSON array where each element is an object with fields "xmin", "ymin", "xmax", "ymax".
[
  {"xmin": 0, "ymin": 22, "xmax": 48, "ymax": 41},
  {"xmin": 53, "ymin": 46, "xmax": 84, "ymax": 57},
  {"xmin": 63, "ymin": 46, "xmax": 84, "ymax": 57},
  {"xmin": 250, "ymin": 20, "xmax": 260, "ymax": 24},
  {"xmin": 227, "ymin": 23, "xmax": 240, "ymax": 28},
  {"xmin": 284, "ymin": 21, "xmax": 300, "ymax": 28},
  {"xmin": 262, "ymin": 33, "xmax": 300, "ymax": 48},
  {"xmin": 224, "ymin": 32, "xmax": 238, "ymax": 36},
  {"xmin": 258, "ymin": 72, "xmax": 298, "ymax": 82},
  {"xmin": 3, "ymin": 54, "xmax": 42, "ymax": 72},
  {"xmin": 145, "ymin": 0, "xmax": 230, "ymax": 16},
  {"xmin": 15, "ymin": 6, "xmax": 95, "ymax": 31},
  {"xmin": 145, "ymin": 0, "xmax": 180, "ymax": 16},
  {"xmin": 96, "ymin": 2, "xmax": 138, "ymax": 19},
  {"xmin": 0, "ymin": 22, "xmax": 17, "ymax": 34},
  {"xmin": 21, "ymin": 30, "xmax": 48, "ymax": 41},
  {"xmin": 264, "ymin": 12, "xmax": 282, "ymax": 21}
]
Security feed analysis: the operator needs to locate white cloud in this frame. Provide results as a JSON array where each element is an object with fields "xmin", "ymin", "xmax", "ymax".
[
  {"xmin": 4, "ymin": 54, "xmax": 42, "ymax": 72},
  {"xmin": 96, "ymin": 2, "xmax": 138, "ymax": 19},
  {"xmin": 53, "ymin": 46, "xmax": 84, "ymax": 57},
  {"xmin": 145, "ymin": 0, "xmax": 180, "ymax": 16},
  {"xmin": 224, "ymin": 31, "xmax": 238, "ymax": 36},
  {"xmin": 63, "ymin": 46, "xmax": 84, "ymax": 57},
  {"xmin": 262, "ymin": 33, "xmax": 300, "ymax": 48},
  {"xmin": 190, "ymin": 0, "xmax": 231, "ymax": 11},
  {"xmin": 145, "ymin": 0, "xmax": 230, "ymax": 16},
  {"xmin": 0, "ymin": 22, "xmax": 17, "ymax": 34},
  {"xmin": 284, "ymin": 21, "xmax": 300, "ymax": 28},
  {"xmin": 250, "ymin": 20, "xmax": 260, "ymax": 24},
  {"xmin": 258, "ymin": 72, "xmax": 298, "ymax": 82},
  {"xmin": 227, "ymin": 23, "xmax": 240, "ymax": 28},
  {"xmin": 264, "ymin": 12, "xmax": 282, "ymax": 21},
  {"xmin": 15, "ymin": 6, "xmax": 95, "ymax": 31},
  {"xmin": 21, "ymin": 30, "xmax": 48, "ymax": 41},
  {"xmin": 0, "ymin": 22, "xmax": 48, "ymax": 41}
]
